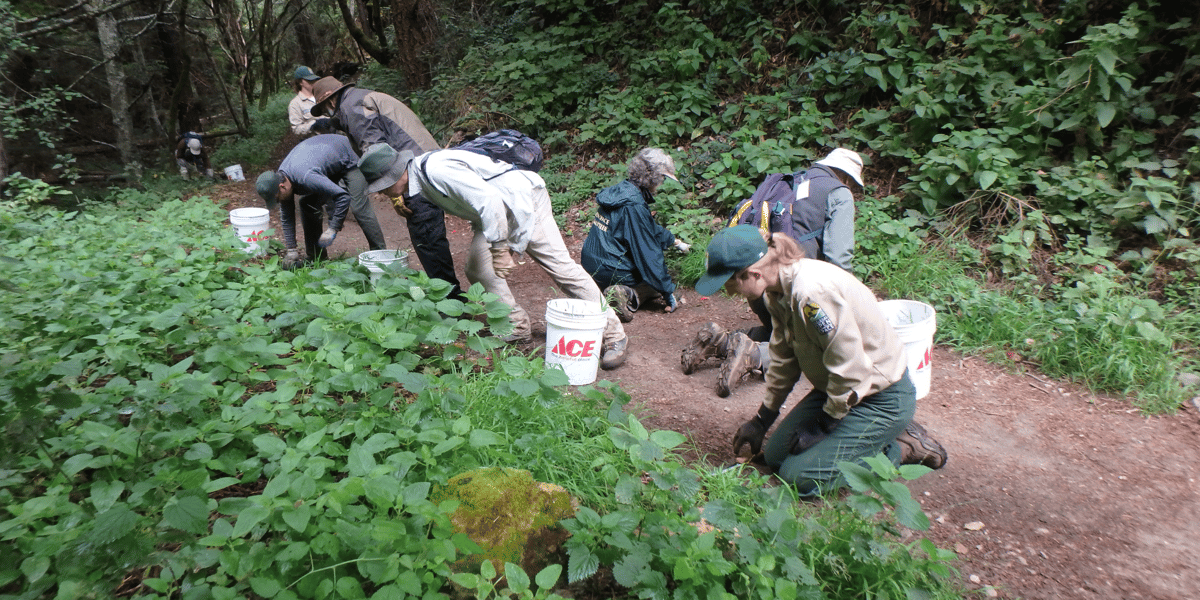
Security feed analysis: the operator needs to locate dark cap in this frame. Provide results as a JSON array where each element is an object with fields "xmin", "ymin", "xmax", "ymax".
[
  {"xmin": 293, "ymin": 66, "xmax": 320, "ymax": 81},
  {"xmin": 694, "ymin": 225, "xmax": 768, "ymax": 296},
  {"xmin": 256, "ymin": 171, "xmax": 282, "ymax": 202},
  {"xmin": 358, "ymin": 144, "xmax": 415, "ymax": 194}
]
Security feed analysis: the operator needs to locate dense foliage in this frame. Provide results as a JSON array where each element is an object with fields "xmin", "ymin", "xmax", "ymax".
[{"xmin": 0, "ymin": 186, "xmax": 960, "ymax": 598}]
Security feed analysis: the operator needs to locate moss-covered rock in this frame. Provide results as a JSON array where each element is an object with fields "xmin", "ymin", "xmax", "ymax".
[{"xmin": 432, "ymin": 467, "xmax": 576, "ymax": 578}]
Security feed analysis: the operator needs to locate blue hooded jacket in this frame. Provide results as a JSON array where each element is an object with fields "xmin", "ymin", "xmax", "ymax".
[{"xmin": 581, "ymin": 180, "xmax": 676, "ymax": 295}]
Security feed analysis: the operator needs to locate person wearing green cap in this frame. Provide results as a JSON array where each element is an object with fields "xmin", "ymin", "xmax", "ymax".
[
  {"xmin": 697, "ymin": 225, "xmax": 946, "ymax": 496},
  {"xmin": 357, "ymin": 142, "xmax": 630, "ymax": 369},
  {"xmin": 287, "ymin": 66, "xmax": 333, "ymax": 136},
  {"xmin": 255, "ymin": 134, "xmax": 383, "ymax": 268}
]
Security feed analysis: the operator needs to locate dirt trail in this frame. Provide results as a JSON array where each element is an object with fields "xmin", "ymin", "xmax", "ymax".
[{"xmin": 214, "ymin": 177, "xmax": 1200, "ymax": 600}]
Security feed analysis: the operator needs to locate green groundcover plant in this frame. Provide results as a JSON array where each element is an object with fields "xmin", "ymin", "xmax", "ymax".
[{"xmin": 0, "ymin": 185, "xmax": 961, "ymax": 599}]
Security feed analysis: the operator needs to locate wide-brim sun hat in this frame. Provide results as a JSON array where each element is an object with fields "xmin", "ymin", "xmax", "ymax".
[
  {"xmin": 358, "ymin": 143, "xmax": 415, "ymax": 194},
  {"xmin": 310, "ymin": 76, "xmax": 354, "ymax": 117},
  {"xmin": 815, "ymin": 148, "xmax": 865, "ymax": 187},
  {"xmin": 694, "ymin": 224, "xmax": 769, "ymax": 296}
]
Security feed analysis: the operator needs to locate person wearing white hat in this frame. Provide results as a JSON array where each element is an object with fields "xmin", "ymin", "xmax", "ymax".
[
  {"xmin": 174, "ymin": 132, "xmax": 213, "ymax": 180},
  {"xmin": 580, "ymin": 148, "xmax": 688, "ymax": 322},
  {"xmin": 682, "ymin": 147, "xmax": 866, "ymax": 397}
]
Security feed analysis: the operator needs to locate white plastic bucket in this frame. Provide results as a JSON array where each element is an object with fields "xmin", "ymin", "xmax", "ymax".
[
  {"xmin": 358, "ymin": 249, "xmax": 409, "ymax": 284},
  {"xmin": 878, "ymin": 299, "xmax": 937, "ymax": 400},
  {"xmin": 224, "ymin": 164, "xmax": 245, "ymax": 181},
  {"xmin": 229, "ymin": 207, "xmax": 270, "ymax": 255},
  {"xmin": 545, "ymin": 298, "xmax": 607, "ymax": 385}
]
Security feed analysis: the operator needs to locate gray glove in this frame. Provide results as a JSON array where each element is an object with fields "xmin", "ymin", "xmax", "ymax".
[
  {"xmin": 282, "ymin": 249, "xmax": 301, "ymax": 269},
  {"xmin": 317, "ymin": 228, "xmax": 337, "ymax": 248},
  {"xmin": 732, "ymin": 404, "xmax": 779, "ymax": 458},
  {"xmin": 674, "ymin": 238, "xmax": 691, "ymax": 253}
]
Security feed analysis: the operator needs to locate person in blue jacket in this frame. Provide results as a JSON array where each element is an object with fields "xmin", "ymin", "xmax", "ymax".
[{"xmin": 581, "ymin": 148, "xmax": 691, "ymax": 322}]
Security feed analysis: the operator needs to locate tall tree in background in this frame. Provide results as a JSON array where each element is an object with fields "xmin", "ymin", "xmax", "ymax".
[
  {"xmin": 334, "ymin": 0, "xmax": 437, "ymax": 88},
  {"xmin": 90, "ymin": 0, "xmax": 142, "ymax": 179}
]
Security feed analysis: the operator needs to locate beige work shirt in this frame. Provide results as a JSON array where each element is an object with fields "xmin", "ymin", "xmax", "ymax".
[{"xmin": 763, "ymin": 259, "xmax": 907, "ymax": 418}]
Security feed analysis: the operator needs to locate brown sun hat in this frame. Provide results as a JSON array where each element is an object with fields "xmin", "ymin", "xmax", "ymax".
[{"xmin": 310, "ymin": 76, "xmax": 354, "ymax": 117}]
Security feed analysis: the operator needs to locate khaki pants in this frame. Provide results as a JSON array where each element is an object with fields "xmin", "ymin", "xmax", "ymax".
[{"xmin": 465, "ymin": 186, "xmax": 625, "ymax": 345}]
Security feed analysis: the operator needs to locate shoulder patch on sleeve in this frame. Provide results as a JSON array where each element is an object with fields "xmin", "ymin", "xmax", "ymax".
[{"xmin": 803, "ymin": 302, "xmax": 835, "ymax": 335}]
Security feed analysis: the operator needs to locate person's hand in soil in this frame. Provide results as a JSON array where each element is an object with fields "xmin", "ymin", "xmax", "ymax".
[{"xmin": 733, "ymin": 404, "xmax": 779, "ymax": 458}]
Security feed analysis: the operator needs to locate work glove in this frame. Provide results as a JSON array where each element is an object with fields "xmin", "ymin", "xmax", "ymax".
[
  {"xmin": 391, "ymin": 195, "xmax": 413, "ymax": 218},
  {"xmin": 311, "ymin": 118, "xmax": 333, "ymax": 133},
  {"xmin": 327, "ymin": 116, "xmax": 342, "ymax": 132},
  {"xmin": 282, "ymin": 249, "xmax": 301, "ymax": 269},
  {"xmin": 490, "ymin": 246, "xmax": 516, "ymax": 279},
  {"xmin": 318, "ymin": 228, "xmax": 337, "ymax": 248},
  {"xmin": 674, "ymin": 238, "xmax": 691, "ymax": 253},
  {"xmin": 732, "ymin": 404, "xmax": 780, "ymax": 458},
  {"xmin": 664, "ymin": 292, "xmax": 678, "ymax": 313},
  {"xmin": 788, "ymin": 411, "xmax": 841, "ymax": 455}
]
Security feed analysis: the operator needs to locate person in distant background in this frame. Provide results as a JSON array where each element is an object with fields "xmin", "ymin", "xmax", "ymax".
[
  {"xmin": 287, "ymin": 66, "xmax": 334, "ymax": 136},
  {"xmin": 175, "ymin": 132, "xmax": 213, "ymax": 180},
  {"xmin": 581, "ymin": 148, "xmax": 690, "ymax": 322}
]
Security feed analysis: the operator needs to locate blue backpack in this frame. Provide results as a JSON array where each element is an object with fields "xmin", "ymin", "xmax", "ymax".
[{"xmin": 453, "ymin": 129, "xmax": 544, "ymax": 172}]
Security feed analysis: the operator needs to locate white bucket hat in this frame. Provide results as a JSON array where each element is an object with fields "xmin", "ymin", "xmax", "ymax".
[{"xmin": 815, "ymin": 148, "xmax": 864, "ymax": 187}]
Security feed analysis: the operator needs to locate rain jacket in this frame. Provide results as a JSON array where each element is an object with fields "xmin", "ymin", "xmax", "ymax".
[{"xmin": 580, "ymin": 180, "xmax": 676, "ymax": 295}]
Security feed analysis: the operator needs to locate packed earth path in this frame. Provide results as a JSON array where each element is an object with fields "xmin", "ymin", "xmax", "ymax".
[{"xmin": 212, "ymin": 162, "xmax": 1199, "ymax": 600}]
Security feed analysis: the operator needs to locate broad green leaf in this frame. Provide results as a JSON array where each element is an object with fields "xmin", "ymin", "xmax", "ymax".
[
  {"xmin": 253, "ymin": 434, "xmax": 288, "ymax": 456},
  {"xmin": 535, "ymin": 564, "xmax": 562, "ymax": 590},
  {"xmin": 231, "ymin": 505, "xmax": 270, "ymax": 538},
  {"xmin": 468, "ymin": 429, "xmax": 502, "ymax": 447},
  {"xmin": 504, "ymin": 563, "xmax": 530, "ymax": 593},
  {"xmin": 249, "ymin": 577, "xmax": 281, "ymax": 598},
  {"xmin": 977, "ymin": 170, "xmax": 998, "ymax": 190},
  {"xmin": 165, "ymin": 496, "xmax": 210, "ymax": 534},
  {"xmin": 649, "ymin": 430, "xmax": 686, "ymax": 450},
  {"xmin": 283, "ymin": 504, "xmax": 311, "ymax": 533},
  {"xmin": 184, "ymin": 443, "xmax": 213, "ymax": 462},
  {"xmin": 87, "ymin": 506, "xmax": 139, "ymax": 543},
  {"xmin": 89, "ymin": 480, "xmax": 125, "ymax": 513},
  {"xmin": 1096, "ymin": 103, "xmax": 1117, "ymax": 128},
  {"xmin": 567, "ymin": 548, "xmax": 599, "ymax": 583},
  {"xmin": 21, "ymin": 556, "xmax": 50, "ymax": 583}
]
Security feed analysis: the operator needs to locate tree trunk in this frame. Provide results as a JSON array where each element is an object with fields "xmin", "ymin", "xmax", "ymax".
[
  {"xmin": 0, "ymin": 131, "xmax": 8, "ymax": 190},
  {"xmin": 334, "ymin": 0, "xmax": 393, "ymax": 66},
  {"xmin": 90, "ymin": 0, "xmax": 142, "ymax": 180},
  {"xmin": 389, "ymin": 0, "xmax": 436, "ymax": 88}
]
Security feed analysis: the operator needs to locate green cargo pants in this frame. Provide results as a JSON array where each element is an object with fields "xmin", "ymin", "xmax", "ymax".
[{"xmin": 763, "ymin": 371, "xmax": 917, "ymax": 496}]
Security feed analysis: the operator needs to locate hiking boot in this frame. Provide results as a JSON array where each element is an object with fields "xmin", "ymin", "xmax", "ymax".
[
  {"xmin": 716, "ymin": 332, "xmax": 761, "ymax": 398},
  {"xmin": 680, "ymin": 322, "xmax": 729, "ymax": 375},
  {"xmin": 897, "ymin": 421, "xmax": 948, "ymax": 469},
  {"xmin": 600, "ymin": 338, "xmax": 628, "ymax": 370},
  {"xmin": 607, "ymin": 285, "xmax": 637, "ymax": 323}
]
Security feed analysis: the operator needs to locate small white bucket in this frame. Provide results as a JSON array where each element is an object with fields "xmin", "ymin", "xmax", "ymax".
[
  {"xmin": 878, "ymin": 299, "xmax": 937, "ymax": 400},
  {"xmin": 229, "ymin": 207, "xmax": 270, "ymax": 255},
  {"xmin": 358, "ymin": 249, "xmax": 409, "ymax": 284},
  {"xmin": 545, "ymin": 298, "xmax": 607, "ymax": 385},
  {"xmin": 224, "ymin": 164, "xmax": 245, "ymax": 181}
]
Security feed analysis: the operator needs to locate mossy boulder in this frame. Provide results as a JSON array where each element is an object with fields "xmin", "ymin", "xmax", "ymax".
[{"xmin": 432, "ymin": 467, "xmax": 576, "ymax": 578}]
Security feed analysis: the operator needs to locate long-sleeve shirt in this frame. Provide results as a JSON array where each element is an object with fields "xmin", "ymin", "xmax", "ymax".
[
  {"xmin": 407, "ymin": 149, "xmax": 540, "ymax": 252},
  {"xmin": 580, "ymin": 180, "xmax": 676, "ymax": 294},
  {"xmin": 333, "ymin": 87, "xmax": 440, "ymax": 154},
  {"xmin": 821, "ymin": 186, "xmax": 854, "ymax": 271},
  {"xmin": 288, "ymin": 92, "xmax": 320, "ymax": 136},
  {"xmin": 762, "ymin": 259, "xmax": 906, "ymax": 418},
  {"xmin": 276, "ymin": 134, "xmax": 358, "ymax": 248}
]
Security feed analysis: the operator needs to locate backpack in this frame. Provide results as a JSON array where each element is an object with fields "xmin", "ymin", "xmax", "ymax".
[
  {"xmin": 453, "ymin": 129, "xmax": 544, "ymax": 172},
  {"xmin": 727, "ymin": 171, "xmax": 824, "ymax": 245}
]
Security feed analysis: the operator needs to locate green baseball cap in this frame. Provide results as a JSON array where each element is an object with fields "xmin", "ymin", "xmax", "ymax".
[
  {"xmin": 293, "ymin": 66, "xmax": 320, "ymax": 81},
  {"xmin": 694, "ymin": 225, "xmax": 768, "ymax": 296}
]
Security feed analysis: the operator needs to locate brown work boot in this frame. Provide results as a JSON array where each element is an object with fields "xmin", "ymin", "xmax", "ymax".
[
  {"xmin": 716, "ymin": 332, "xmax": 761, "ymax": 398},
  {"xmin": 680, "ymin": 322, "xmax": 728, "ymax": 375},
  {"xmin": 897, "ymin": 421, "xmax": 948, "ymax": 469},
  {"xmin": 606, "ymin": 285, "xmax": 637, "ymax": 323}
]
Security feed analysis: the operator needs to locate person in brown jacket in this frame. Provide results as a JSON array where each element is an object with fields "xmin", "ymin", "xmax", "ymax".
[{"xmin": 695, "ymin": 225, "xmax": 946, "ymax": 496}]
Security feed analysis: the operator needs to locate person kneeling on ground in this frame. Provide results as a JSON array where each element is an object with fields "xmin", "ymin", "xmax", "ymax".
[
  {"xmin": 581, "ymin": 148, "xmax": 691, "ymax": 322},
  {"xmin": 356, "ymin": 142, "xmax": 631, "ymax": 369},
  {"xmin": 696, "ymin": 225, "xmax": 946, "ymax": 496}
]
